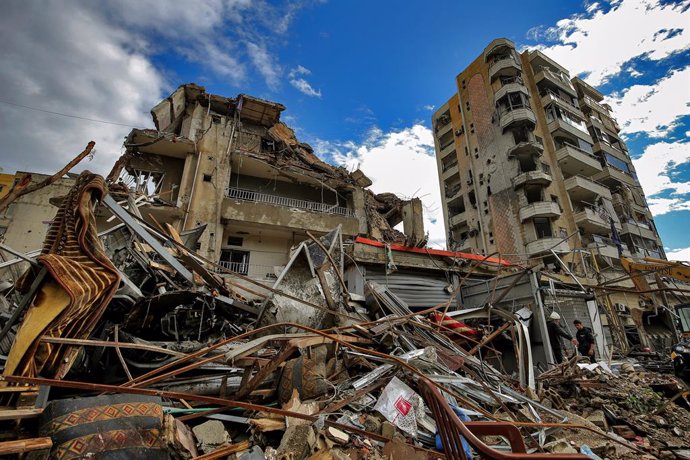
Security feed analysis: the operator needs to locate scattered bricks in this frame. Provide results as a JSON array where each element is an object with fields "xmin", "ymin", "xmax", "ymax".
[
  {"xmin": 612, "ymin": 425, "xmax": 637, "ymax": 440},
  {"xmin": 586, "ymin": 410, "xmax": 608, "ymax": 430},
  {"xmin": 192, "ymin": 420, "xmax": 231, "ymax": 454},
  {"xmin": 277, "ymin": 424, "xmax": 315, "ymax": 460},
  {"xmin": 381, "ymin": 421, "xmax": 396, "ymax": 439}
]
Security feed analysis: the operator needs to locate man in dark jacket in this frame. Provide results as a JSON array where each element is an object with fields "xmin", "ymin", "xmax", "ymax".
[
  {"xmin": 547, "ymin": 312, "xmax": 576, "ymax": 363},
  {"xmin": 574, "ymin": 319, "xmax": 596, "ymax": 363}
]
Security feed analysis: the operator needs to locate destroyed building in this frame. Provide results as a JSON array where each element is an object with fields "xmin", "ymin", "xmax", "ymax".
[
  {"xmin": 0, "ymin": 171, "xmax": 77, "ymax": 280},
  {"xmin": 109, "ymin": 84, "xmax": 425, "ymax": 290},
  {"xmin": 0, "ymin": 83, "xmax": 688, "ymax": 460}
]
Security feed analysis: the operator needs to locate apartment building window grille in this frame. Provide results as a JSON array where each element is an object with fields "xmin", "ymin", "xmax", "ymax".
[{"xmin": 219, "ymin": 249, "xmax": 250, "ymax": 275}]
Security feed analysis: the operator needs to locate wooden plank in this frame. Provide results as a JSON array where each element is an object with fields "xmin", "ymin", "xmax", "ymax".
[
  {"xmin": 0, "ymin": 437, "xmax": 52, "ymax": 455},
  {"xmin": 0, "ymin": 408, "xmax": 44, "ymax": 421},
  {"xmin": 0, "ymin": 386, "xmax": 38, "ymax": 393}
]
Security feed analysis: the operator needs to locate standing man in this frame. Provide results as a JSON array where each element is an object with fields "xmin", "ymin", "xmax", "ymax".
[
  {"xmin": 574, "ymin": 319, "xmax": 596, "ymax": 363},
  {"xmin": 547, "ymin": 312, "xmax": 577, "ymax": 363}
]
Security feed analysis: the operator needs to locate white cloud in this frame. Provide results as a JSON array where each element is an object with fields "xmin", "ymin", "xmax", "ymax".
[
  {"xmin": 288, "ymin": 66, "xmax": 322, "ymax": 97},
  {"xmin": 0, "ymin": 1, "xmax": 165, "ymax": 175},
  {"xmin": 423, "ymin": 104, "xmax": 436, "ymax": 111},
  {"xmin": 632, "ymin": 140, "xmax": 690, "ymax": 215},
  {"xmin": 0, "ymin": 1, "xmax": 318, "ymax": 176},
  {"xmin": 533, "ymin": 0, "xmax": 690, "ymax": 85},
  {"xmin": 606, "ymin": 66, "xmax": 690, "ymax": 137},
  {"xmin": 319, "ymin": 125, "xmax": 447, "ymax": 248},
  {"xmin": 665, "ymin": 246, "xmax": 690, "ymax": 262},
  {"xmin": 247, "ymin": 42, "xmax": 281, "ymax": 89}
]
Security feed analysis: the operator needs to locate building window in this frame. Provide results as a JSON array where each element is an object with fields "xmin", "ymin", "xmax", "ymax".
[
  {"xmin": 219, "ymin": 249, "xmax": 249, "ymax": 275},
  {"xmin": 227, "ymin": 236, "xmax": 243, "ymax": 246},
  {"xmin": 604, "ymin": 153, "xmax": 631, "ymax": 173},
  {"xmin": 534, "ymin": 218, "xmax": 553, "ymax": 239}
]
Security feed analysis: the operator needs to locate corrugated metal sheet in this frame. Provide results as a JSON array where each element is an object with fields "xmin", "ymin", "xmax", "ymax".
[
  {"xmin": 461, "ymin": 273, "xmax": 534, "ymax": 313},
  {"xmin": 542, "ymin": 294, "xmax": 592, "ymax": 341},
  {"xmin": 362, "ymin": 266, "xmax": 456, "ymax": 309}
]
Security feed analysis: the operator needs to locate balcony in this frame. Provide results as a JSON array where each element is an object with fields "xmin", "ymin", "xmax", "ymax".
[
  {"xmin": 484, "ymin": 38, "xmax": 516, "ymax": 61},
  {"xmin": 512, "ymin": 168, "xmax": 552, "ymax": 189},
  {"xmin": 441, "ymin": 163, "xmax": 460, "ymax": 180},
  {"xmin": 223, "ymin": 187, "xmax": 359, "ymax": 234},
  {"xmin": 556, "ymin": 144, "xmax": 602, "ymax": 177},
  {"xmin": 621, "ymin": 221, "xmax": 657, "ymax": 241},
  {"xmin": 573, "ymin": 207, "xmax": 614, "ymax": 234},
  {"xmin": 564, "ymin": 175, "xmax": 612, "ymax": 202},
  {"xmin": 495, "ymin": 82, "xmax": 529, "ymax": 102},
  {"xmin": 507, "ymin": 140, "xmax": 543, "ymax": 158},
  {"xmin": 612, "ymin": 194, "xmax": 648, "ymax": 216},
  {"xmin": 593, "ymin": 165, "xmax": 638, "ymax": 187},
  {"xmin": 489, "ymin": 56, "xmax": 521, "ymax": 81},
  {"xmin": 547, "ymin": 119, "xmax": 594, "ymax": 144},
  {"xmin": 445, "ymin": 184, "xmax": 462, "ymax": 201},
  {"xmin": 587, "ymin": 237, "xmax": 631, "ymax": 260},
  {"xmin": 439, "ymin": 141, "xmax": 456, "ymax": 160},
  {"xmin": 499, "ymin": 107, "xmax": 536, "ymax": 132},
  {"xmin": 593, "ymin": 140, "xmax": 627, "ymax": 161},
  {"xmin": 541, "ymin": 92, "xmax": 585, "ymax": 118},
  {"xmin": 579, "ymin": 95, "xmax": 610, "ymax": 116},
  {"xmin": 449, "ymin": 211, "xmax": 468, "ymax": 228},
  {"xmin": 534, "ymin": 69, "xmax": 577, "ymax": 97},
  {"xmin": 526, "ymin": 237, "xmax": 571, "ymax": 255},
  {"xmin": 518, "ymin": 201, "xmax": 561, "ymax": 222}
]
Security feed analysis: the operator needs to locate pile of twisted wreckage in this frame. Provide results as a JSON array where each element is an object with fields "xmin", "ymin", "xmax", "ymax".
[
  {"xmin": 0, "ymin": 87, "xmax": 688, "ymax": 460},
  {"xmin": 0, "ymin": 172, "xmax": 688, "ymax": 460}
]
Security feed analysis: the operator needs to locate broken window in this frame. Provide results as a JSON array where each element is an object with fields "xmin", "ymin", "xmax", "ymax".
[
  {"xmin": 448, "ymin": 196, "xmax": 466, "ymax": 215},
  {"xmin": 534, "ymin": 217, "xmax": 553, "ymax": 239},
  {"xmin": 261, "ymin": 137, "xmax": 276, "ymax": 152},
  {"xmin": 525, "ymin": 186, "xmax": 543, "ymax": 204},
  {"xmin": 219, "ymin": 249, "xmax": 249, "ymax": 275},
  {"xmin": 468, "ymin": 190, "xmax": 477, "ymax": 208},
  {"xmin": 227, "ymin": 236, "xmax": 243, "ymax": 246},
  {"xmin": 518, "ymin": 156, "xmax": 536, "ymax": 173}
]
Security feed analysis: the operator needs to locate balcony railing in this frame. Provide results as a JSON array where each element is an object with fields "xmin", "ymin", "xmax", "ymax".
[
  {"xmin": 214, "ymin": 261, "xmax": 281, "ymax": 277},
  {"xmin": 226, "ymin": 187, "xmax": 354, "ymax": 217},
  {"xmin": 442, "ymin": 160, "xmax": 458, "ymax": 172},
  {"xmin": 582, "ymin": 95, "xmax": 610, "ymax": 115},
  {"xmin": 216, "ymin": 261, "xmax": 249, "ymax": 275}
]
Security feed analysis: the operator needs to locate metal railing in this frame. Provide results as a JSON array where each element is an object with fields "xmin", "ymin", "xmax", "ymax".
[
  {"xmin": 442, "ymin": 160, "xmax": 458, "ymax": 172},
  {"xmin": 226, "ymin": 187, "xmax": 354, "ymax": 217},
  {"xmin": 582, "ymin": 95, "xmax": 610, "ymax": 115},
  {"xmin": 213, "ymin": 261, "xmax": 281, "ymax": 277},
  {"xmin": 541, "ymin": 89, "xmax": 578, "ymax": 109}
]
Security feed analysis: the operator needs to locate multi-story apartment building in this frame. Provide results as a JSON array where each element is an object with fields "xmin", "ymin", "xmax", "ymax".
[
  {"xmin": 432, "ymin": 38, "xmax": 664, "ymax": 270},
  {"xmin": 110, "ymin": 84, "xmax": 424, "ymax": 287}
]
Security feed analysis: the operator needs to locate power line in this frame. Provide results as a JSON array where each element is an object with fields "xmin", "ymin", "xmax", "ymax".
[{"xmin": 0, "ymin": 99, "xmax": 140, "ymax": 128}]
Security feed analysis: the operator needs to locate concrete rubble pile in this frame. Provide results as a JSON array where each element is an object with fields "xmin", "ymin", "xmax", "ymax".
[
  {"xmin": 0, "ymin": 182, "xmax": 687, "ymax": 460},
  {"xmin": 0, "ymin": 85, "xmax": 687, "ymax": 460}
]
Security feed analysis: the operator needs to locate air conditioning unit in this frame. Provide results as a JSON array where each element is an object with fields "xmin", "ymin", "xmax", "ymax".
[{"xmin": 614, "ymin": 303, "xmax": 628, "ymax": 313}]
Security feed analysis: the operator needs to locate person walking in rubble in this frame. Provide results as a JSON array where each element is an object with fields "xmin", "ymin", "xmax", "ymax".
[
  {"xmin": 574, "ymin": 319, "xmax": 596, "ymax": 363},
  {"xmin": 546, "ymin": 312, "xmax": 577, "ymax": 363}
]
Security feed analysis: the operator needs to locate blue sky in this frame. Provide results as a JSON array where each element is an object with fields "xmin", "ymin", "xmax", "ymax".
[{"xmin": 1, "ymin": 0, "xmax": 689, "ymax": 257}]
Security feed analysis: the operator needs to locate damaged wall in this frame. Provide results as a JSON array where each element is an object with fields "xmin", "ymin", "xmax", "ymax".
[{"xmin": 113, "ymin": 84, "xmax": 426, "ymax": 283}]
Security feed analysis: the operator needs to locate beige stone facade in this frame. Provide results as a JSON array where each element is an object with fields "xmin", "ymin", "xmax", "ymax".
[
  {"xmin": 432, "ymin": 38, "xmax": 664, "ymax": 270},
  {"xmin": 110, "ymin": 84, "xmax": 424, "ymax": 285}
]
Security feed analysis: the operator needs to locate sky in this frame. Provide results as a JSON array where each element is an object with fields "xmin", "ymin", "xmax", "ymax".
[{"xmin": 0, "ymin": 0, "xmax": 689, "ymax": 258}]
